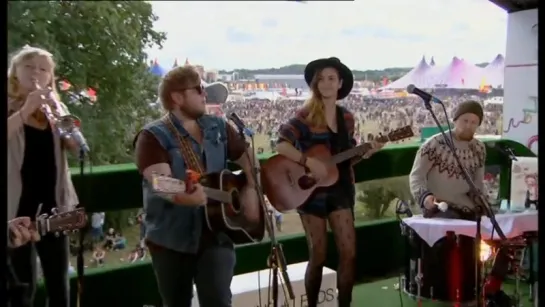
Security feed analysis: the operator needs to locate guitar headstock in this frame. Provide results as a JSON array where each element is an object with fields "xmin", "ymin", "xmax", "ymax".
[
  {"xmin": 36, "ymin": 208, "xmax": 87, "ymax": 235},
  {"xmin": 376, "ymin": 126, "xmax": 414, "ymax": 143}
]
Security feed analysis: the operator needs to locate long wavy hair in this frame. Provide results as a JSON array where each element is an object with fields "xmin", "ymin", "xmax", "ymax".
[
  {"xmin": 7, "ymin": 46, "xmax": 60, "ymax": 123},
  {"xmin": 303, "ymin": 69, "xmax": 328, "ymax": 127}
]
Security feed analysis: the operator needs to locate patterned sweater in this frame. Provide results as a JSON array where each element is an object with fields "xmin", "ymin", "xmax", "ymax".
[{"xmin": 409, "ymin": 132, "xmax": 487, "ymax": 212}]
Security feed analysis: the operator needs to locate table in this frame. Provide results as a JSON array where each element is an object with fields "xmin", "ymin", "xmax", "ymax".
[{"xmin": 402, "ymin": 211, "xmax": 538, "ymax": 246}]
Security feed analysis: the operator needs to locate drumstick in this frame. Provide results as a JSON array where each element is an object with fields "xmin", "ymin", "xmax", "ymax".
[{"xmin": 434, "ymin": 201, "xmax": 448, "ymax": 212}]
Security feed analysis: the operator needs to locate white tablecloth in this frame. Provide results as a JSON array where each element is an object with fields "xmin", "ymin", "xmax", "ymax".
[{"xmin": 402, "ymin": 211, "xmax": 538, "ymax": 246}]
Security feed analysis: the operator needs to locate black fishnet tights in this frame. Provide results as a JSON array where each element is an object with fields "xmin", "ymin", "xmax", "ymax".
[{"xmin": 301, "ymin": 209, "xmax": 356, "ymax": 307}]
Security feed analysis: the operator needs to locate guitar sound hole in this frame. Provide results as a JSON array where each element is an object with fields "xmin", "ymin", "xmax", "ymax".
[
  {"xmin": 298, "ymin": 175, "xmax": 317, "ymax": 190},
  {"xmin": 230, "ymin": 190, "xmax": 241, "ymax": 214}
]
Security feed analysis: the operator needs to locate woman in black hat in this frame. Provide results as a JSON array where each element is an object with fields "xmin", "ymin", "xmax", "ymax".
[{"xmin": 276, "ymin": 57, "xmax": 383, "ymax": 307}]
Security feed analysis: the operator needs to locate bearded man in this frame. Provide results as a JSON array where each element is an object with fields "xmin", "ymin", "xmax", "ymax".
[
  {"xmin": 409, "ymin": 100, "xmax": 513, "ymax": 305},
  {"xmin": 133, "ymin": 66, "xmax": 259, "ymax": 307}
]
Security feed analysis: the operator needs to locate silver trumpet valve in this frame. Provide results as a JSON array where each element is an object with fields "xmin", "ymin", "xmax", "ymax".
[{"xmin": 40, "ymin": 103, "xmax": 81, "ymax": 137}]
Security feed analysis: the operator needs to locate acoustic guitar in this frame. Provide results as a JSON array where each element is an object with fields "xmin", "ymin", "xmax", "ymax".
[
  {"xmin": 261, "ymin": 126, "xmax": 414, "ymax": 212},
  {"xmin": 151, "ymin": 169, "xmax": 265, "ymax": 245},
  {"xmin": 8, "ymin": 208, "xmax": 87, "ymax": 241}
]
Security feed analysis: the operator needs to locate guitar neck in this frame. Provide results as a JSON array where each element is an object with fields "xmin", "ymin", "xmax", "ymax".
[
  {"xmin": 203, "ymin": 187, "xmax": 231, "ymax": 203},
  {"xmin": 330, "ymin": 140, "xmax": 387, "ymax": 164}
]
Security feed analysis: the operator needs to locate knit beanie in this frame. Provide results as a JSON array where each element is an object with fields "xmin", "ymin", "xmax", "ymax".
[{"xmin": 453, "ymin": 100, "xmax": 483, "ymax": 125}]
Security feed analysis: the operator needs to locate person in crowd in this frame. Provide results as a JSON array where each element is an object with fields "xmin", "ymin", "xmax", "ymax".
[
  {"xmin": 275, "ymin": 57, "xmax": 384, "ymax": 307},
  {"xmin": 90, "ymin": 212, "xmax": 105, "ymax": 243},
  {"xmin": 409, "ymin": 100, "xmax": 513, "ymax": 305},
  {"xmin": 112, "ymin": 232, "xmax": 127, "ymax": 251},
  {"xmin": 128, "ymin": 245, "xmax": 147, "ymax": 263},
  {"xmin": 7, "ymin": 45, "xmax": 81, "ymax": 307},
  {"xmin": 92, "ymin": 247, "xmax": 106, "ymax": 267},
  {"xmin": 103, "ymin": 228, "xmax": 116, "ymax": 250},
  {"xmin": 133, "ymin": 65, "xmax": 260, "ymax": 307},
  {"xmin": 264, "ymin": 196, "xmax": 283, "ymax": 232},
  {"xmin": 137, "ymin": 209, "xmax": 147, "ymax": 247}
]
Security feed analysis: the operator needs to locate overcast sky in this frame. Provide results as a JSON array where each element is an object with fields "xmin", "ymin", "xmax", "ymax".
[{"xmin": 147, "ymin": 0, "xmax": 507, "ymax": 71}]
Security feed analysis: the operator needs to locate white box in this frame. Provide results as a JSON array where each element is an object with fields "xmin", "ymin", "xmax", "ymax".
[{"xmin": 192, "ymin": 261, "xmax": 337, "ymax": 307}]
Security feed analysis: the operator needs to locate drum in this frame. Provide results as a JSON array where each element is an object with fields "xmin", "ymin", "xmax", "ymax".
[{"xmin": 402, "ymin": 225, "xmax": 479, "ymax": 303}]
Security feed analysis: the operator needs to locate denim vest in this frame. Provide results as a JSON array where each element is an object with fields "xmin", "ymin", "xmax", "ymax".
[{"xmin": 141, "ymin": 113, "xmax": 229, "ymax": 253}]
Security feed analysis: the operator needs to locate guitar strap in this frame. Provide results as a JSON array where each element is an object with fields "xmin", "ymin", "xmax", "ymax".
[
  {"xmin": 335, "ymin": 106, "xmax": 351, "ymax": 153},
  {"xmin": 162, "ymin": 115, "xmax": 205, "ymax": 175},
  {"xmin": 335, "ymin": 106, "xmax": 356, "ymax": 203}
]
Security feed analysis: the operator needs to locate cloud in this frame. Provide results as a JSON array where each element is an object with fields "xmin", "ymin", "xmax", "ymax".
[
  {"xmin": 225, "ymin": 27, "xmax": 256, "ymax": 44},
  {"xmin": 261, "ymin": 19, "xmax": 278, "ymax": 29},
  {"xmin": 147, "ymin": 0, "xmax": 507, "ymax": 70}
]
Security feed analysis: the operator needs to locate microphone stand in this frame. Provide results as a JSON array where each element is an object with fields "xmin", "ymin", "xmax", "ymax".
[
  {"xmin": 420, "ymin": 97, "xmax": 507, "ymax": 307},
  {"xmin": 234, "ymin": 124, "xmax": 294, "ymax": 307},
  {"xmin": 76, "ymin": 147, "xmax": 87, "ymax": 307},
  {"xmin": 497, "ymin": 148, "xmax": 514, "ymax": 212}
]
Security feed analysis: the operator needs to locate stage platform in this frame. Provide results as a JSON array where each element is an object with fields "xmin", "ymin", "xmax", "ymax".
[{"xmin": 353, "ymin": 277, "xmax": 534, "ymax": 306}]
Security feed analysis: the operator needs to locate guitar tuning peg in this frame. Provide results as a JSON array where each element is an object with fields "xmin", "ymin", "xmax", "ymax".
[
  {"xmin": 54, "ymin": 232, "xmax": 60, "ymax": 237},
  {"xmin": 63, "ymin": 230, "xmax": 68, "ymax": 235},
  {"xmin": 51, "ymin": 208, "xmax": 58, "ymax": 215}
]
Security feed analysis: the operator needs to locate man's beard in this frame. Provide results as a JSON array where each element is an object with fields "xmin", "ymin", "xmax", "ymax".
[
  {"xmin": 179, "ymin": 105, "xmax": 205, "ymax": 119},
  {"xmin": 456, "ymin": 129, "xmax": 475, "ymax": 141}
]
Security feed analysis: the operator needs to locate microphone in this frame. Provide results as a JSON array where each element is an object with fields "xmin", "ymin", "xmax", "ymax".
[
  {"xmin": 487, "ymin": 142, "xmax": 517, "ymax": 161},
  {"xmin": 406, "ymin": 84, "xmax": 442, "ymax": 104},
  {"xmin": 228, "ymin": 112, "xmax": 254, "ymax": 137},
  {"xmin": 68, "ymin": 128, "xmax": 90, "ymax": 154}
]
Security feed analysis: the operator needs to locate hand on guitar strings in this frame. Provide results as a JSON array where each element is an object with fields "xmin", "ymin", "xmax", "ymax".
[
  {"xmin": 362, "ymin": 141, "xmax": 385, "ymax": 159},
  {"xmin": 306, "ymin": 157, "xmax": 328, "ymax": 180},
  {"xmin": 8, "ymin": 217, "xmax": 40, "ymax": 248},
  {"xmin": 182, "ymin": 183, "xmax": 208, "ymax": 207}
]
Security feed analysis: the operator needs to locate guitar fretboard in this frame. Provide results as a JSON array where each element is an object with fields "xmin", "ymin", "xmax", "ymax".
[{"xmin": 330, "ymin": 137, "xmax": 389, "ymax": 164}]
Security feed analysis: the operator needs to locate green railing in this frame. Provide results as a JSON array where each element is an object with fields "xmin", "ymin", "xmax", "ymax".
[
  {"xmin": 70, "ymin": 138, "xmax": 533, "ymax": 212},
  {"xmin": 36, "ymin": 139, "xmax": 534, "ymax": 306}
]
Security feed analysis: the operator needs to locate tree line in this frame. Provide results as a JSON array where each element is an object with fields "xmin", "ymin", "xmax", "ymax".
[
  {"xmin": 8, "ymin": 1, "xmax": 166, "ymax": 167},
  {"xmin": 219, "ymin": 62, "xmax": 489, "ymax": 82}
]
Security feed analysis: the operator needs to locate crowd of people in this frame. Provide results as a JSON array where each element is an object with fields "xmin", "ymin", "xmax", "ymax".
[{"xmin": 222, "ymin": 93, "xmax": 503, "ymax": 152}]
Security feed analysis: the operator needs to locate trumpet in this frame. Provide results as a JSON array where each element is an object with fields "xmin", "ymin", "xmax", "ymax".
[{"xmin": 36, "ymin": 83, "xmax": 90, "ymax": 153}]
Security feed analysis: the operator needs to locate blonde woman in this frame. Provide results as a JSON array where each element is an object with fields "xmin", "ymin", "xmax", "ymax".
[
  {"xmin": 275, "ymin": 57, "xmax": 383, "ymax": 307},
  {"xmin": 7, "ymin": 46, "xmax": 79, "ymax": 307}
]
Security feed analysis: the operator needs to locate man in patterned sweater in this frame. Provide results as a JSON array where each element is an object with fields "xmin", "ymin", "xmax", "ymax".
[
  {"xmin": 410, "ymin": 100, "xmax": 486, "ymax": 219},
  {"xmin": 409, "ymin": 100, "xmax": 513, "ymax": 305}
]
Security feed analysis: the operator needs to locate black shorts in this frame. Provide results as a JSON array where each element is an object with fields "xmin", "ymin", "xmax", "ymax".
[{"xmin": 298, "ymin": 192, "xmax": 354, "ymax": 219}]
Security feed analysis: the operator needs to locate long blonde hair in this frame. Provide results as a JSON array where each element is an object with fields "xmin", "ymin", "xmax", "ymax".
[
  {"xmin": 303, "ymin": 70, "xmax": 327, "ymax": 127},
  {"xmin": 7, "ymin": 46, "xmax": 60, "ymax": 122}
]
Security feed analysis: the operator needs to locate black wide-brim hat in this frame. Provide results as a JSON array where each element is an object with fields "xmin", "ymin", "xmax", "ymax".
[{"xmin": 304, "ymin": 57, "xmax": 354, "ymax": 100}]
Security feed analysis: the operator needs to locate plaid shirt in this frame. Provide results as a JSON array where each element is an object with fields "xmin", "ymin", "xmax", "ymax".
[{"xmin": 277, "ymin": 106, "xmax": 357, "ymax": 207}]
